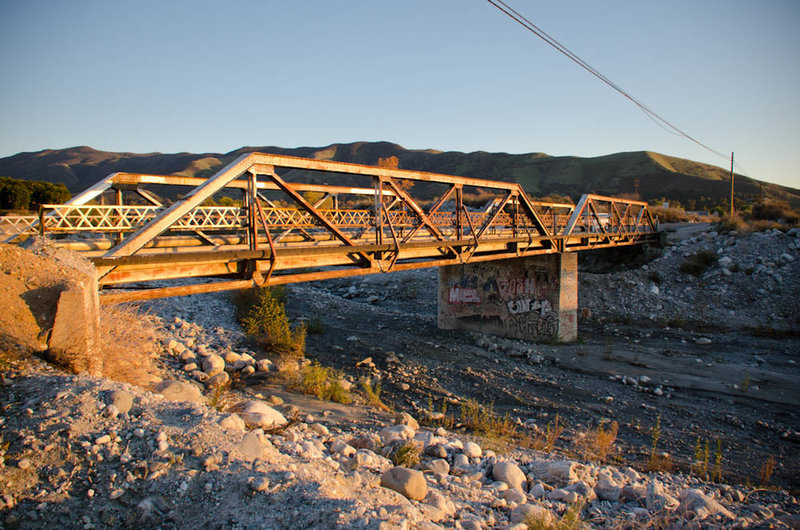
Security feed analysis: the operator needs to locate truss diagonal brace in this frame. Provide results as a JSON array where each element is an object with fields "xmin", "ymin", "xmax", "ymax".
[
  {"xmin": 384, "ymin": 178, "xmax": 445, "ymax": 241},
  {"xmin": 264, "ymin": 170, "xmax": 371, "ymax": 265},
  {"xmin": 104, "ymin": 153, "xmax": 257, "ymax": 257},
  {"xmin": 401, "ymin": 185, "xmax": 455, "ymax": 243},
  {"xmin": 475, "ymin": 191, "xmax": 513, "ymax": 240}
]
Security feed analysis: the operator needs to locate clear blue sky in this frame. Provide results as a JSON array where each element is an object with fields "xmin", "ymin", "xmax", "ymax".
[{"xmin": 1, "ymin": 0, "xmax": 798, "ymax": 189}]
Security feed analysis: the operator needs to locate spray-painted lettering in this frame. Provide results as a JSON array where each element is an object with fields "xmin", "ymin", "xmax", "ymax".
[
  {"xmin": 506, "ymin": 298, "xmax": 553, "ymax": 316},
  {"xmin": 448, "ymin": 286, "xmax": 481, "ymax": 304}
]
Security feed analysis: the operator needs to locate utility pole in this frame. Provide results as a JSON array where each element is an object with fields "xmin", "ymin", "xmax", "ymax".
[{"xmin": 730, "ymin": 152, "xmax": 735, "ymax": 217}]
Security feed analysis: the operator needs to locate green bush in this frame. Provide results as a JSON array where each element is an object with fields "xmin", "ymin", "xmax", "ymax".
[
  {"xmin": 679, "ymin": 250, "xmax": 718, "ymax": 276},
  {"xmin": 234, "ymin": 286, "xmax": 305, "ymax": 356},
  {"xmin": 306, "ymin": 317, "xmax": 325, "ymax": 334},
  {"xmin": 295, "ymin": 361, "xmax": 351, "ymax": 404}
]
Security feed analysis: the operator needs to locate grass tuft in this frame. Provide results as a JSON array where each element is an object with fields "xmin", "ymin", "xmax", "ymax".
[
  {"xmin": 360, "ymin": 377, "xmax": 392, "ymax": 412},
  {"xmin": 573, "ymin": 420, "xmax": 618, "ymax": 463},
  {"xmin": 294, "ymin": 361, "xmax": 351, "ymax": 404},
  {"xmin": 531, "ymin": 413, "xmax": 563, "ymax": 453}
]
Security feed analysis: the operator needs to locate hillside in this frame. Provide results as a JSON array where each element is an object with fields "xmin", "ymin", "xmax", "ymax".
[{"xmin": 1, "ymin": 142, "xmax": 798, "ymax": 208}]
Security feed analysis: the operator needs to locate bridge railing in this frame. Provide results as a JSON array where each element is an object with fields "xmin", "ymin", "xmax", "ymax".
[{"xmin": 0, "ymin": 215, "xmax": 38, "ymax": 240}]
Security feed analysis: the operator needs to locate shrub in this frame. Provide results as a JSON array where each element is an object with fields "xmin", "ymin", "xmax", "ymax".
[
  {"xmin": 306, "ymin": 317, "xmax": 325, "ymax": 334},
  {"xmin": 751, "ymin": 200, "xmax": 800, "ymax": 224},
  {"xmin": 679, "ymin": 250, "xmax": 717, "ymax": 276},
  {"xmin": 235, "ymin": 286, "xmax": 305, "ymax": 356},
  {"xmin": 647, "ymin": 270, "xmax": 662, "ymax": 285},
  {"xmin": 573, "ymin": 420, "xmax": 618, "ymax": 463},
  {"xmin": 295, "ymin": 361, "xmax": 351, "ymax": 404},
  {"xmin": 531, "ymin": 413, "xmax": 563, "ymax": 453},
  {"xmin": 360, "ymin": 377, "xmax": 391, "ymax": 412},
  {"xmin": 388, "ymin": 440, "xmax": 422, "ymax": 467}
]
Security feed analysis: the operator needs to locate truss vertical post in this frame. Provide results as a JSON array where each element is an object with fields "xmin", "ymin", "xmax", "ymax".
[
  {"xmin": 375, "ymin": 177, "xmax": 383, "ymax": 246},
  {"xmin": 115, "ymin": 188, "xmax": 124, "ymax": 246},
  {"xmin": 247, "ymin": 171, "xmax": 258, "ymax": 251},
  {"xmin": 455, "ymin": 186, "xmax": 463, "ymax": 240}
]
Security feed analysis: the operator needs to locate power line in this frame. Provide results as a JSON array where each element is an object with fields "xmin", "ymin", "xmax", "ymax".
[{"xmin": 485, "ymin": 0, "xmax": 732, "ymax": 162}]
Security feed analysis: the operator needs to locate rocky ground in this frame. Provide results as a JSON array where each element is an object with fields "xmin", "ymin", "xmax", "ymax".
[{"xmin": 1, "ymin": 223, "xmax": 799, "ymax": 529}]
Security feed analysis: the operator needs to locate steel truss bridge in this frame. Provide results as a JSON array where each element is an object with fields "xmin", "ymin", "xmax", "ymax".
[{"xmin": 1, "ymin": 153, "xmax": 659, "ymax": 304}]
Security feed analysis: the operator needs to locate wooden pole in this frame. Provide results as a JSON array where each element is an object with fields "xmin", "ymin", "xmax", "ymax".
[{"xmin": 730, "ymin": 152, "xmax": 735, "ymax": 217}]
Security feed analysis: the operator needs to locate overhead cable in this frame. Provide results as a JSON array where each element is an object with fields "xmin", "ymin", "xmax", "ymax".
[{"xmin": 485, "ymin": 0, "xmax": 733, "ymax": 163}]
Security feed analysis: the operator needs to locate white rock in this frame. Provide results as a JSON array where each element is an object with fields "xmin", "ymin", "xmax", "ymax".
[
  {"xmin": 547, "ymin": 488, "xmax": 579, "ymax": 503},
  {"xmin": 380, "ymin": 467, "xmax": 427, "ymax": 501},
  {"xmin": 231, "ymin": 400, "xmax": 287, "ymax": 429},
  {"xmin": 256, "ymin": 359, "xmax": 274, "ymax": 372},
  {"xmin": 219, "ymin": 413, "xmax": 246, "ymax": 432},
  {"xmin": 202, "ymin": 354, "xmax": 225, "ymax": 374},
  {"xmin": 511, "ymin": 504, "xmax": 554, "ymax": 525},
  {"xmin": 462, "ymin": 441, "xmax": 482, "ymax": 458},
  {"xmin": 679, "ymin": 488, "xmax": 735, "ymax": 520},
  {"xmin": 153, "ymin": 380, "xmax": 205, "ymax": 404},
  {"xmin": 492, "ymin": 461, "xmax": 526, "ymax": 491},
  {"xmin": 380, "ymin": 424, "xmax": 415, "ymax": 444}
]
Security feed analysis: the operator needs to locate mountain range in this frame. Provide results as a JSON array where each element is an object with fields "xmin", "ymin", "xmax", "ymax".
[{"xmin": 1, "ymin": 142, "xmax": 797, "ymax": 209}]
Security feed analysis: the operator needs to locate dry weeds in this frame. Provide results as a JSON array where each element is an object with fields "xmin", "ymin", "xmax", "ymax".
[{"xmin": 98, "ymin": 303, "xmax": 162, "ymax": 387}]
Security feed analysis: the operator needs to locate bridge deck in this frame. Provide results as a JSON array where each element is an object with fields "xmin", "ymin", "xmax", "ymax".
[{"xmin": 1, "ymin": 153, "xmax": 659, "ymax": 303}]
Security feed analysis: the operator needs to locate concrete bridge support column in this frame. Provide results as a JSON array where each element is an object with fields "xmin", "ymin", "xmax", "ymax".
[{"xmin": 438, "ymin": 253, "xmax": 577, "ymax": 343}]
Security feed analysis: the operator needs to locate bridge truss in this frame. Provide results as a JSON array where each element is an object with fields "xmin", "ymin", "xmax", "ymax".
[{"xmin": 1, "ymin": 153, "xmax": 659, "ymax": 303}]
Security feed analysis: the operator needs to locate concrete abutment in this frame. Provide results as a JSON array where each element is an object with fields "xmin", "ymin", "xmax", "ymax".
[{"xmin": 438, "ymin": 253, "xmax": 578, "ymax": 343}]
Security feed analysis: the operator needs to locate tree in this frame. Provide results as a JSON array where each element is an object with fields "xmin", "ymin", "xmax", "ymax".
[
  {"xmin": 0, "ymin": 179, "xmax": 32, "ymax": 210},
  {"xmin": 29, "ymin": 181, "xmax": 71, "ymax": 208}
]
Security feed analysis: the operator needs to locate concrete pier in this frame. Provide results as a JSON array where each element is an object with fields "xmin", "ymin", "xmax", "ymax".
[{"xmin": 438, "ymin": 254, "xmax": 578, "ymax": 343}]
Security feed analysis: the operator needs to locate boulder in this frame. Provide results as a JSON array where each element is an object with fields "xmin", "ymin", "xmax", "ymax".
[
  {"xmin": 153, "ymin": 380, "xmax": 204, "ymax": 404},
  {"xmin": 679, "ymin": 488, "xmax": 735, "ymax": 520},
  {"xmin": 511, "ymin": 504, "xmax": 555, "ymax": 526},
  {"xmin": 462, "ymin": 441, "xmax": 482, "ymax": 458},
  {"xmin": 107, "ymin": 389, "xmax": 133, "ymax": 415},
  {"xmin": 380, "ymin": 466, "xmax": 428, "ymax": 501},
  {"xmin": 394, "ymin": 412, "xmax": 420, "ymax": 431},
  {"xmin": 206, "ymin": 371, "xmax": 230, "ymax": 388},
  {"xmin": 492, "ymin": 461, "xmax": 526, "ymax": 491},
  {"xmin": 202, "ymin": 354, "xmax": 225, "ymax": 374},
  {"xmin": 231, "ymin": 400, "xmax": 287, "ymax": 429},
  {"xmin": 219, "ymin": 413, "xmax": 246, "ymax": 432},
  {"xmin": 421, "ymin": 458, "xmax": 450, "ymax": 475}
]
